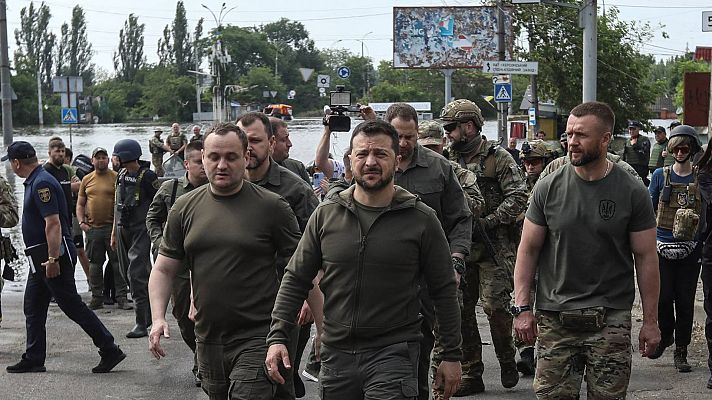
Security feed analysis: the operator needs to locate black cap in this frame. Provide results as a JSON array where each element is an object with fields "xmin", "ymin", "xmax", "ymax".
[
  {"xmin": 1, "ymin": 141, "xmax": 36, "ymax": 162},
  {"xmin": 628, "ymin": 120, "xmax": 643, "ymax": 129},
  {"xmin": 92, "ymin": 147, "xmax": 108, "ymax": 157},
  {"xmin": 654, "ymin": 126, "xmax": 666, "ymax": 134},
  {"xmin": 669, "ymin": 121, "xmax": 681, "ymax": 130}
]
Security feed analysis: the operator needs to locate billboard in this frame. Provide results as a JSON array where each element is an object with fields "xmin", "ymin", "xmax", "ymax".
[
  {"xmin": 393, "ymin": 6, "xmax": 512, "ymax": 69},
  {"xmin": 683, "ymin": 72, "xmax": 710, "ymax": 127}
]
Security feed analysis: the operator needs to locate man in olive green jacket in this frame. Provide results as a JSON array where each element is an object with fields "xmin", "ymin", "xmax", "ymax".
[{"xmin": 266, "ymin": 120, "xmax": 462, "ymax": 400}]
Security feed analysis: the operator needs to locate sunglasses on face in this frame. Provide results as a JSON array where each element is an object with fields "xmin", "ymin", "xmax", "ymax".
[
  {"xmin": 443, "ymin": 122, "xmax": 459, "ymax": 133},
  {"xmin": 672, "ymin": 146, "xmax": 690, "ymax": 154}
]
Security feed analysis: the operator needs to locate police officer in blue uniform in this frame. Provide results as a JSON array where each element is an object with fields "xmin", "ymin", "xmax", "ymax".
[{"xmin": 3, "ymin": 142, "xmax": 126, "ymax": 374}]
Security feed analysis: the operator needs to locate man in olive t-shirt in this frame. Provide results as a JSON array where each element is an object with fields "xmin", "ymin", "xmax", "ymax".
[
  {"xmin": 148, "ymin": 123, "xmax": 301, "ymax": 400},
  {"xmin": 513, "ymin": 102, "xmax": 660, "ymax": 399}
]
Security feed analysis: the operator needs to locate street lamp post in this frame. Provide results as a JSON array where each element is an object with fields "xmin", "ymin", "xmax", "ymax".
[{"xmin": 202, "ymin": 3, "xmax": 237, "ymax": 122}]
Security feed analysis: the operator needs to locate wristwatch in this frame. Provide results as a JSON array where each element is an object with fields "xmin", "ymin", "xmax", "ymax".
[
  {"xmin": 510, "ymin": 304, "xmax": 532, "ymax": 316},
  {"xmin": 47, "ymin": 256, "xmax": 58, "ymax": 264}
]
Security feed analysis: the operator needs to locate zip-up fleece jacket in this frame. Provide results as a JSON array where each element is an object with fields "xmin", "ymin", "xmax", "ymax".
[{"xmin": 267, "ymin": 185, "xmax": 462, "ymax": 361}]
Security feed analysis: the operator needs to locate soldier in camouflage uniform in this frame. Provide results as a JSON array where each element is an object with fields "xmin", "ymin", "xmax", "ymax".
[
  {"xmin": 0, "ymin": 174, "xmax": 19, "ymax": 326},
  {"xmin": 148, "ymin": 127, "xmax": 168, "ymax": 177},
  {"xmin": 513, "ymin": 102, "xmax": 661, "ymax": 399},
  {"xmin": 440, "ymin": 99, "xmax": 529, "ymax": 395},
  {"xmin": 512, "ymin": 140, "xmax": 554, "ymax": 376},
  {"xmin": 417, "ymin": 120, "xmax": 484, "ymax": 217}
]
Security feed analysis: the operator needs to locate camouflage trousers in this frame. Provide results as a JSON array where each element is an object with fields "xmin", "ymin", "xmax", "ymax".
[
  {"xmin": 152, "ymin": 155, "xmax": 165, "ymax": 177},
  {"xmin": 431, "ymin": 245, "xmax": 516, "ymax": 385},
  {"xmin": 534, "ymin": 309, "xmax": 632, "ymax": 399}
]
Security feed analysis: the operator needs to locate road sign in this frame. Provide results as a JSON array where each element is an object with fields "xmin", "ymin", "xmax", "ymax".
[
  {"xmin": 270, "ymin": 91, "xmax": 278, "ymax": 98},
  {"xmin": 318, "ymin": 87, "xmax": 326, "ymax": 93},
  {"xmin": 484, "ymin": 61, "xmax": 539, "ymax": 75},
  {"xmin": 299, "ymin": 68, "xmax": 314, "ymax": 82},
  {"xmin": 704, "ymin": 11, "xmax": 712, "ymax": 32},
  {"xmin": 288, "ymin": 90, "xmax": 296, "ymax": 100},
  {"xmin": 494, "ymin": 83, "xmax": 512, "ymax": 103},
  {"xmin": 61, "ymin": 108, "xmax": 78, "ymax": 124},
  {"xmin": 528, "ymin": 107, "xmax": 537, "ymax": 126},
  {"xmin": 492, "ymin": 74, "xmax": 510, "ymax": 84},
  {"xmin": 317, "ymin": 74, "xmax": 331, "ymax": 88},
  {"xmin": 337, "ymin": 66, "xmax": 351, "ymax": 79}
]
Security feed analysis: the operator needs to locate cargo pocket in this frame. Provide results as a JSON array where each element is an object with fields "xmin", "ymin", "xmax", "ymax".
[{"xmin": 229, "ymin": 366, "xmax": 270, "ymax": 400}]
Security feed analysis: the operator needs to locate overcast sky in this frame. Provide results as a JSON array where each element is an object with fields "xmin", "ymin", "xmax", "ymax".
[{"xmin": 6, "ymin": 0, "xmax": 712, "ymax": 76}]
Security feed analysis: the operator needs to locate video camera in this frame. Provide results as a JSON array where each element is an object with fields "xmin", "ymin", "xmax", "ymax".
[{"xmin": 327, "ymin": 86, "xmax": 360, "ymax": 132}]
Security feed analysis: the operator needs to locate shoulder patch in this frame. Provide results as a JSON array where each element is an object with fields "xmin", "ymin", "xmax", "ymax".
[{"xmin": 38, "ymin": 187, "xmax": 51, "ymax": 203}]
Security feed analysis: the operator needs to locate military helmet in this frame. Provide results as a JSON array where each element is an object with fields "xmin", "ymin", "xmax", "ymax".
[
  {"xmin": 112, "ymin": 139, "xmax": 142, "ymax": 162},
  {"xmin": 417, "ymin": 120, "xmax": 445, "ymax": 146},
  {"xmin": 440, "ymin": 99, "xmax": 484, "ymax": 129},
  {"xmin": 668, "ymin": 124, "xmax": 701, "ymax": 154},
  {"xmin": 520, "ymin": 140, "xmax": 551, "ymax": 160}
]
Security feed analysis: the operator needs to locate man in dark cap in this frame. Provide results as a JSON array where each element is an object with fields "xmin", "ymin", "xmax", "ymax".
[
  {"xmin": 622, "ymin": 120, "xmax": 651, "ymax": 185},
  {"xmin": 649, "ymin": 126, "xmax": 674, "ymax": 174},
  {"xmin": 3, "ymin": 141, "xmax": 126, "ymax": 374}
]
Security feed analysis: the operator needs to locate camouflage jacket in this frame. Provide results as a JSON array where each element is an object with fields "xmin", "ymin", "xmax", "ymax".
[
  {"xmin": 0, "ymin": 175, "xmax": 19, "ymax": 228},
  {"xmin": 449, "ymin": 138, "xmax": 528, "ymax": 228},
  {"xmin": 148, "ymin": 137, "xmax": 167, "ymax": 156},
  {"xmin": 451, "ymin": 161, "xmax": 485, "ymax": 218}
]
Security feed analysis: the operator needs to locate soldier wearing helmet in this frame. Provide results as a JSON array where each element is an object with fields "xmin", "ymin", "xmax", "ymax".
[
  {"xmin": 648, "ymin": 124, "xmax": 706, "ymax": 375},
  {"xmin": 148, "ymin": 127, "xmax": 169, "ymax": 177},
  {"xmin": 111, "ymin": 139, "xmax": 160, "ymax": 339},
  {"xmin": 439, "ymin": 99, "xmax": 529, "ymax": 394},
  {"xmin": 520, "ymin": 140, "xmax": 553, "ymax": 191}
]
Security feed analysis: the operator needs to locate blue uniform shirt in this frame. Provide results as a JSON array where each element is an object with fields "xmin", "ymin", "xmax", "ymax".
[{"xmin": 22, "ymin": 165, "xmax": 72, "ymax": 247}]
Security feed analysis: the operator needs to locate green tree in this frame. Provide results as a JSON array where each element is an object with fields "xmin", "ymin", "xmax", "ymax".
[
  {"xmin": 137, "ymin": 65, "xmax": 194, "ymax": 121},
  {"xmin": 14, "ymin": 1, "xmax": 56, "ymax": 89},
  {"xmin": 515, "ymin": 4, "xmax": 661, "ymax": 133},
  {"xmin": 671, "ymin": 59, "xmax": 710, "ymax": 108},
  {"xmin": 113, "ymin": 14, "xmax": 145, "ymax": 82},
  {"xmin": 56, "ymin": 6, "xmax": 94, "ymax": 84},
  {"xmin": 237, "ymin": 66, "xmax": 285, "ymax": 104},
  {"xmin": 157, "ymin": 1, "xmax": 195, "ymax": 75}
]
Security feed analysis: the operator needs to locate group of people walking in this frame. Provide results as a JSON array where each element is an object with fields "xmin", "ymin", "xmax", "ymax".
[{"xmin": 2, "ymin": 101, "xmax": 712, "ymax": 400}]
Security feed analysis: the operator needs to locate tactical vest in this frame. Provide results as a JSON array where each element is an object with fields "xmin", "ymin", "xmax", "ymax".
[
  {"xmin": 168, "ymin": 134, "xmax": 183, "ymax": 150},
  {"xmin": 149, "ymin": 138, "xmax": 164, "ymax": 155},
  {"xmin": 458, "ymin": 144, "xmax": 503, "ymax": 216},
  {"xmin": 656, "ymin": 167, "xmax": 701, "ymax": 234},
  {"xmin": 117, "ymin": 167, "xmax": 148, "ymax": 210}
]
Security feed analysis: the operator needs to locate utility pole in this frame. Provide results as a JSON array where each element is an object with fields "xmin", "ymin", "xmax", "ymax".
[
  {"xmin": 581, "ymin": 0, "xmax": 598, "ymax": 102},
  {"xmin": 0, "ymin": 0, "xmax": 12, "ymax": 145},
  {"xmin": 36, "ymin": 72, "xmax": 43, "ymax": 126},
  {"xmin": 528, "ymin": 16, "xmax": 539, "ymax": 134},
  {"xmin": 496, "ymin": 0, "xmax": 507, "ymax": 142},
  {"xmin": 442, "ymin": 69, "xmax": 453, "ymax": 107}
]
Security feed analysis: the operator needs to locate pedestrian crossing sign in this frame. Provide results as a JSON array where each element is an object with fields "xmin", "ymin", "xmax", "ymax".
[
  {"xmin": 61, "ymin": 107, "xmax": 78, "ymax": 124},
  {"xmin": 494, "ymin": 83, "xmax": 512, "ymax": 103}
]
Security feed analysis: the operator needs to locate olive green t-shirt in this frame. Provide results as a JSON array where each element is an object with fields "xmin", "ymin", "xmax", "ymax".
[
  {"xmin": 159, "ymin": 181, "xmax": 301, "ymax": 344},
  {"xmin": 526, "ymin": 162, "xmax": 656, "ymax": 311},
  {"xmin": 353, "ymin": 199, "xmax": 386, "ymax": 233}
]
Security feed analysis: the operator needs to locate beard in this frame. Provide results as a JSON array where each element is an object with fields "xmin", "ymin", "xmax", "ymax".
[
  {"xmin": 246, "ymin": 151, "xmax": 268, "ymax": 170},
  {"xmin": 354, "ymin": 167, "xmax": 393, "ymax": 192},
  {"xmin": 569, "ymin": 146, "xmax": 601, "ymax": 166},
  {"xmin": 399, "ymin": 146, "xmax": 413, "ymax": 161}
]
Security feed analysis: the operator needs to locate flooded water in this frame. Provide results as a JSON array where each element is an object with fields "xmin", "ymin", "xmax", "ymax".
[{"xmin": 0, "ymin": 118, "xmax": 677, "ymax": 292}]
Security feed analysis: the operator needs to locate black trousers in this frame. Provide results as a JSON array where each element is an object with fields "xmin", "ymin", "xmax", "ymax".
[
  {"xmin": 24, "ymin": 248, "xmax": 116, "ymax": 365},
  {"xmin": 658, "ymin": 246, "xmax": 701, "ymax": 347}
]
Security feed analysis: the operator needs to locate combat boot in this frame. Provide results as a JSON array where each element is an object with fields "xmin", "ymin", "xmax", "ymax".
[
  {"xmin": 126, "ymin": 303, "xmax": 149, "ymax": 338},
  {"xmin": 516, "ymin": 347, "xmax": 536, "ymax": 376},
  {"xmin": 452, "ymin": 375, "xmax": 485, "ymax": 396},
  {"xmin": 673, "ymin": 346, "xmax": 692, "ymax": 373},
  {"xmin": 500, "ymin": 360, "xmax": 520, "ymax": 388}
]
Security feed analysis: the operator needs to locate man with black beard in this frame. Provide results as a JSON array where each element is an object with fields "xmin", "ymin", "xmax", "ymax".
[
  {"xmin": 239, "ymin": 112, "xmax": 319, "ymax": 398},
  {"xmin": 441, "ymin": 99, "xmax": 529, "ymax": 394}
]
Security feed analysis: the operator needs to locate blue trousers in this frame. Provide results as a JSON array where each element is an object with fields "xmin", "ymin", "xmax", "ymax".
[{"xmin": 23, "ymin": 247, "xmax": 116, "ymax": 365}]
